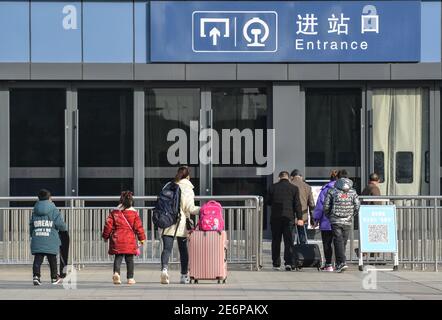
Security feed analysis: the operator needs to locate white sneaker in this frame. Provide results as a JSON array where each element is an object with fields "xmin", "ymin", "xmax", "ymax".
[
  {"xmin": 112, "ymin": 272, "xmax": 121, "ymax": 285},
  {"xmin": 180, "ymin": 274, "xmax": 190, "ymax": 284},
  {"xmin": 160, "ymin": 269, "xmax": 169, "ymax": 284}
]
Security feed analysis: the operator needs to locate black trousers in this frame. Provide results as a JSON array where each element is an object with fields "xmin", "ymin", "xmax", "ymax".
[
  {"xmin": 59, "ymin": 231, "xmax": 70, "ymax": 277},
  {"xmin": 331, "ymin": 224, "xmax": 351, "ymax": 265},
  {"xmin": 271, "ymin": 218, "xmax": 294, "ymax": 267},
  {"xmin": 33, "ymin": 253, "xmax": 58, "ymax": 279},
  {"xmin": 113, "ymin": 254, "xmax": 135, "ymax": 279},
  {"xmin": 321, "ymin": 230, "xmax": 334, "ymax": 265}
]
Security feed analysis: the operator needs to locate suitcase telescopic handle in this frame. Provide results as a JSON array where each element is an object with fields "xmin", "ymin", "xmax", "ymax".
[{"xmin": 295, "ymin": 224, "xmax": 309, "ymax": 245}]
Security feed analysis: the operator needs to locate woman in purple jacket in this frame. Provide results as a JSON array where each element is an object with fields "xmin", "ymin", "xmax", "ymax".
[{"xmin": 313, "ymin": 170, "xmax": 338, "ymax": 272}]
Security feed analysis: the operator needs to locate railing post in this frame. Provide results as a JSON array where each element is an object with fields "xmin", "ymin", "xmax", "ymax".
[
  {"xmin": 257, "ymin": 196, "xmax": 263, "ymax": 270},
  {"xmin": 434, "ymin": 198, "xmax": 438, "ymax": 272}
]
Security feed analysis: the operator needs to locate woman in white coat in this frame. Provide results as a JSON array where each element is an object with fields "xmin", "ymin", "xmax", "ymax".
[{"xmin": 160, "ymin": 166, "xmax": 200, "ymax": 284}]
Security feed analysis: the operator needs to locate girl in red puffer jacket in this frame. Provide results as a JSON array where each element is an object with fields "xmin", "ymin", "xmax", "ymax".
[{"xmin": 102, "ymin": 191, "xmax": 146, "ymax": 285}]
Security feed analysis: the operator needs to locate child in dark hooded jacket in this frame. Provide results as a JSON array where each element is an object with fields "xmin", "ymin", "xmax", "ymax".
[{"xmin": 30, "ymin": 189, "xmax": 67, "ymax": 285}]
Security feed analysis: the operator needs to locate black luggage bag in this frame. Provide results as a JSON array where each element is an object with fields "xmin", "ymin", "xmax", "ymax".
[{"xmin": 292, "ymin": 225, "xmax": 322, "ymax": 271}]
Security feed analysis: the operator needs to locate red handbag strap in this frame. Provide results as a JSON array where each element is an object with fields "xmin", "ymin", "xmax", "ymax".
[{"xmin": 120, "ymin": 210, "xmax": 135, "ymax": 234}]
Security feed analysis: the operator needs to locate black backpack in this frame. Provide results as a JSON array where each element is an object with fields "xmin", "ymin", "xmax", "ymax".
[{"xmin": 152, "ymin": 181, "xmax": 181, "ymax": 229}]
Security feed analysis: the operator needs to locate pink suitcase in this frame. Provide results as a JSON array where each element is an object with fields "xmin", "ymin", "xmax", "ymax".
[{"xmin": 188, "ymin": 230, "xmax": 227, "ymax": 284}]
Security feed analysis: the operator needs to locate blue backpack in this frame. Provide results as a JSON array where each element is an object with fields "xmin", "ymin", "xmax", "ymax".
[{"xmin": 152, "ymin": 181, "xmax": 181, "ymax": 229}]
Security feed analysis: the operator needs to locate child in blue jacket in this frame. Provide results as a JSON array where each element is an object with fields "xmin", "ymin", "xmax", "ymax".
[{"xmin": 30, "ymin": 189, "xmax": 67, "ymax": 285}]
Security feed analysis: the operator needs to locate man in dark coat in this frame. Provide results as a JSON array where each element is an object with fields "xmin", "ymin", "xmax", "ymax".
[{"xmin": 267, "ymin": 171, "xmax": 302, "ymax": 271}]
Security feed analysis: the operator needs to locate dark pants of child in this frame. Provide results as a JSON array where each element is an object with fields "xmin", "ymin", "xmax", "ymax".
[
  {"xmin": 59, "ymin": 230, "xmax": 70, "ymax": 277},
  {"xmin": 113, "ymin": 254, "xmax": 134, "ymax": 279},
  {"xmin": 33, "ymin": 253, "xmax": 58, "ymax": 279}
]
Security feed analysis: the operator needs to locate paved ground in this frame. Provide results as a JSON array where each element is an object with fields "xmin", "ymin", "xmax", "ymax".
[{"xmin": 1, "ymin": 264, "xmax": 442, "ymax": 300}]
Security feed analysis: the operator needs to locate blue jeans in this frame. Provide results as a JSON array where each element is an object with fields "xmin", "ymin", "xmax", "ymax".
[
  {"xmin": 296, "ymin": 225, "xmax": 308, "ymax": 245},
  {"xmin": 161, "ymin": 236, "xmax": 189, "ymax": 275}
]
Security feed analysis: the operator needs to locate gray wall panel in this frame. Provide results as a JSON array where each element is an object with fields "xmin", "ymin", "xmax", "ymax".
[
  {"xmin": 31, "ymin": 63, "xmax": 82, "ymax": 80},
  {"xmin": 272, "ymin": 83, "xmax": 304, "ymax": 182},
  {"xmin": 391, "ymin": 63, "xmax": 442, "ymax": 80},
  {"xmin": 237, "ymin": 64, "xmax": 287, "ymax": 80},
  {"xmin": 134, "ymin": 64, "xmax": 185, "ymax": 80},
  {"xmin": 340, "ymin": 63, "xmax": 390, "ymax": 80},
  {"xmin": 133, "ymin": 89, "xmax": 145, "ymax": 206},
  {"xmin": 83, "ymin": 63, "xmax": 134, "ymax": 80},
  {"xmin": 186, "ymin": 64, "xmax": 236, "ymax": 80},
  {"xmin": 289, "ymin": 64, "xmax": 339, "ymax": 80},
  {"xmin": 0, "ymin": 63, "xmax": 30, "ymax": 80}
]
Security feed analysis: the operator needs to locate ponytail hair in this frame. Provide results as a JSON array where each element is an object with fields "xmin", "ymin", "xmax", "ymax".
[
  {"xmin": 119, "ymin": 190, "xmax": 134, "ymax": 209},
  {"xmin": 330, "ymin": 170, "xmax": 339, "ymax": 181},
  {"xmin": 175, "ymin": 166, "xmax": 190, "ymax": 182}
]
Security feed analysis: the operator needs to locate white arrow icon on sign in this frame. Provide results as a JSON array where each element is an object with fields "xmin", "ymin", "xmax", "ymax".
[
  {"xmin": 209, "ymin": 27, "xmax": 221, "ymax": 46},
  {"xmin": 200, "ymin": 18, "xmax": 230, "ymax": 46}
]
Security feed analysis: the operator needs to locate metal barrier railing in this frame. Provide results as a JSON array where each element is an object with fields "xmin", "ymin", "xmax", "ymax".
[
  {"xmin": 350, "ymin": 196, "xmax": 442, "ymax": 271},
  {"xmin": 0, "ymin": 196, "xmax": 263, "ymax": 271}
]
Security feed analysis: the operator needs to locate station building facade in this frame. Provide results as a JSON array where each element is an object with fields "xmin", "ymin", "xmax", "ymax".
[{"xmin": 0, "ymin": 1, "xmax": 441, "ymax": 230}]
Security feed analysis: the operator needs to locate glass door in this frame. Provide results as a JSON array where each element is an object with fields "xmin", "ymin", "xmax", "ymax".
[
  {"xmin": 76, "ymin": 89, "xmax": 134, "ymax": 203},
  {"xmin": 211, "ymin": 87, "xmax": 270, "ymax": 197},
  {"xmin": 305, "ymin": 88, "xmax": 363, "ymax": 191},
  {"xmin": 371, "ymin": 88, "xmax": 430, "ymax": 195},
  {"xmin": 10, "ymin": 89, "xmax": 66, "ymax": 201},
  {"xmin": 144, "ymin": 88, "xmax": 201, "ymax": 195}
]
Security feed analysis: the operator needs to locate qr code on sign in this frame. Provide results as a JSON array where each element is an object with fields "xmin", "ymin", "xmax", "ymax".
[{"xmin": 368, "ymin": 224, "xmax": 388, "ymax": 243}]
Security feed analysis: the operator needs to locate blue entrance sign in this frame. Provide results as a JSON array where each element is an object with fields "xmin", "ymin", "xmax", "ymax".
[
  {"xmin": 359, "ymin": 205, "xmax": 397, "ymax": 253},
  {"xmin": 151, "ymin": 1, "xmax": 421, "ymax": 62}
]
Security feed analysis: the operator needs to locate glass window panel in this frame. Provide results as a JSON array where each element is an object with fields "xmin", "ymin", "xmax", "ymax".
[
  {"xmin": 0, "ymin": 1, "xmax": 29, "ymax": 62},
  {"xmin": 145, "ymin": 88, "xmax": 200, "ymax": 167},
  {"xmin": 213, "ymin": 178, "xmax": 268, "ymax": 230},
  {"xmin": 78, "ymin": 89, "xmax": 133, "ymax": 167},
  {"xmin": 374, "ymin": 151, "xmax": 385, "ymax": 183},
  {"xmin": 83, "ymin": 1, "xmax": 133, "ymax": 62},
  {"xmin": 10, "ymin": 89, "xmax": 65, "ymax": 167},
  {"xmin": 212, "ymin": 88, "xmax": 268, "ymax": 167},
  {"xmin": 135, "ymin": 0, "xmax": 149, "ymax": 63},
  {"xmin": 31, "ymin": 1, "xmax": 81, "ymax": 62},
  {"xmin": 145, "ymin": 178, "xmax": 199, "ymax": 197},
  {"xmin": 306, "ymin": 88, "xmax": 361, "ymax": 167},
  {"xmin": 79, "ymin": 178, "xmax": 133, "ymax": 207},
  {"xmin": 10, "ymin": 179, "xmax": 65, "ymax": 197},
  {"xmin": 396, "ymin": 152, "xmax": 413, "ymax": 183}
]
